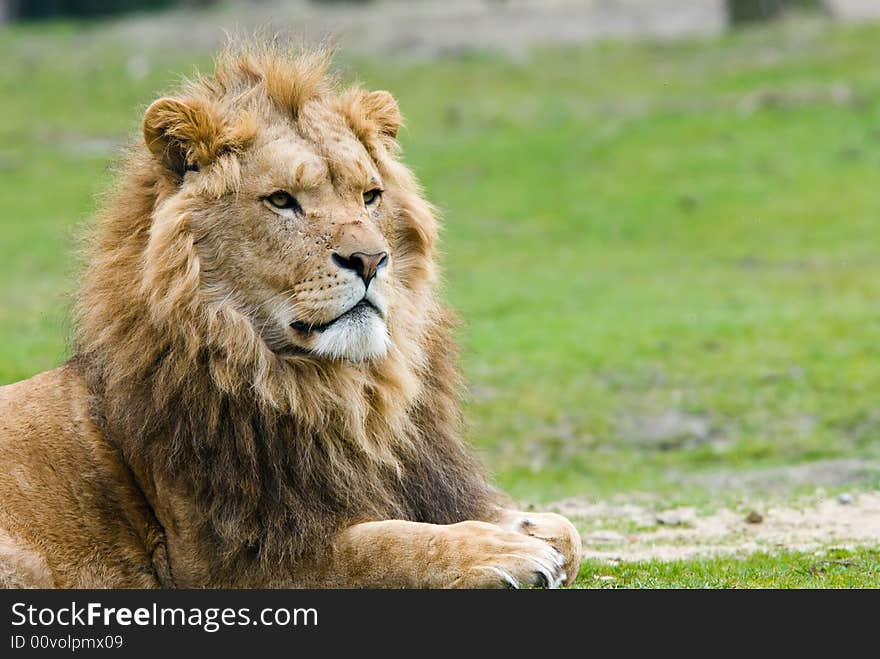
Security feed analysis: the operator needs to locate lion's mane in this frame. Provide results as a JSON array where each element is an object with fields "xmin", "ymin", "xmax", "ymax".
[{"xmin": 72, "ymin": 42, "xmax": 496, "ymax": 579}]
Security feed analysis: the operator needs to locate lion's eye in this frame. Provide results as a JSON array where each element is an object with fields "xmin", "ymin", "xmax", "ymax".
[
  {"xmin": 265, "ymin": 191, "xmax": 301, "ymax": 213},
  {"xmin": 363, "ymin": 189, "xmax": 383, "ymax": 206}
]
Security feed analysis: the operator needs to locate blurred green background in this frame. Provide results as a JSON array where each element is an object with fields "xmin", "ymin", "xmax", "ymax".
[{"xmin": 1, "ymin": 0, "xmax": 878, "ymax": 515}]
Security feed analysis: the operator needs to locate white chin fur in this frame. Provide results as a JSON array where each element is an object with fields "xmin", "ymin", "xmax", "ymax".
[{"xmin": 310, "ymin": 311, "xmax": 390, "ymax": 362}]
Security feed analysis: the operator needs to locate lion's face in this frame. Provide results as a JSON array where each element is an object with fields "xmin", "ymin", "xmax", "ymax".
[
  {"xmin": 193, "ymin": 106, "xmax": 394, "ymax": 362},
  {"xmin": 144, "ymin": 88, "xmax": 411, "ymax": 363}
]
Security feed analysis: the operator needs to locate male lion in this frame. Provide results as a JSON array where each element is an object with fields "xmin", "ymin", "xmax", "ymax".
[{"xmin": 0, "ymin": 44, "xmax": 580, "ymax": 588}]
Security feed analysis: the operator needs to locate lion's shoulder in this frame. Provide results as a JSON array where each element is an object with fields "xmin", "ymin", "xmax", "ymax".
[
  {"xmin": 0, "ymin": 366, "xmax": 82, "ymax": 430},
  {"xmin": 0, "ymin": 364, "xmax": 165, "ymax": 587}
]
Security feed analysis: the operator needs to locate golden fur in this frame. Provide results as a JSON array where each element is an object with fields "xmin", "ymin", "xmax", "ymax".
[{"xmin": 0, "ymin": 42, "xmax": 580, "ymax": 588}]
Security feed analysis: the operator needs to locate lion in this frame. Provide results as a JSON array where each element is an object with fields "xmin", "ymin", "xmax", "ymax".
[{"xmin": 0, "ymin": 42, "xmax": 581, "ymax": 588}]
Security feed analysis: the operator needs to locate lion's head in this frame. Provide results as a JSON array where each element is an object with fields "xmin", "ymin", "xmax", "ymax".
[
  {"xmin": 140, "ymin": 46, "xmax": 434, "ymax": 366},
  {"xmin": 77, "ymin": 44, "xmax": 445, "ymax": 433},
  {"xmin": 73, "ymin": 43, "xmax": 494, "ymax": 570}
]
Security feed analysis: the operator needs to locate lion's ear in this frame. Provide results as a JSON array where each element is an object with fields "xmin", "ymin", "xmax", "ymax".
[
  {"xmin": 360, "ymin": 90, "xmax": 401, "ymax": 140},
  {"xmin": 340, "ymin": 89, "xmax": 402, "ymax": 144},
  {"xmin": 142, "ymin": 97, "xmax": 222, "ymax": 177}
]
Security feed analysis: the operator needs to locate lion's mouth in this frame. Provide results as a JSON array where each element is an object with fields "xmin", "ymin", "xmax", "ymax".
[{"xmin": 290, "ymin": 298, "xmax": 380, "ymax": 334}]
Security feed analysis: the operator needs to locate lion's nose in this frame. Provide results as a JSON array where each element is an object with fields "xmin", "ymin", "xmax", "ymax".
[{"xmin": 332, "ymin": 251, "xmax": 389, "ymax": 288}]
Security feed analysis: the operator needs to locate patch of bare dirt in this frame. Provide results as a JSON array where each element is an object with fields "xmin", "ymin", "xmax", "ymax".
[
  {"xmin": 827, "ymin": 0, "xmax": 880, "ymax": 21},
  {"xmin": 677, "ymin": 459, "xmax": 880, "ymax": 494},
  {"xmin": 547, "ymin": 490, "xmax": 880, "ymax": 563},
  {"xmin": 619, "ymin": 409, "xmax": 712, "ymax": 450},
  {"xmin": 106, "ymin": 0, "xmax": 728, "ymax": 58}
]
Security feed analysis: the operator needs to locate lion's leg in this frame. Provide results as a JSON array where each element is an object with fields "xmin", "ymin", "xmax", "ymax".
[
  {"xmin": 0, "ymin": 527, "xmax": 56, "ymax": 589},
  {"xmin": 490, "ymin": 509, "xmax": 582, "ymax": 586},
  {"xmin": 322, "ymin": 519, "xmax": 567, "ymax": 589}
]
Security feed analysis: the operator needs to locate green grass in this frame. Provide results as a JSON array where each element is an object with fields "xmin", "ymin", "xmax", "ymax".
[
  {"xmin": 576, "ymin": 546, "xmax": 880, "ymax": 588},
  {"xmin": 1, "ymin": 16, "xmax": 879, "ymax": 587},
  {"xmin": 359, "ymin": 22, "xmax": 880, "ymax": 503}
]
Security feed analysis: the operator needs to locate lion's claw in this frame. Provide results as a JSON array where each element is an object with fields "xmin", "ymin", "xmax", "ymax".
[{"xmin": 442, "ymin": 521, "xmax": 568, "ymax": 589}]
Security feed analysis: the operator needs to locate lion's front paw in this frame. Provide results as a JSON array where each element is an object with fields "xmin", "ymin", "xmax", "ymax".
[
  {"xmin": 500, "ymin": 512, "xmax": 582, "ymax": 586},
  {"xmin": 437, "ymin": 521, "xmax": 567, "ymax": 589}
]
